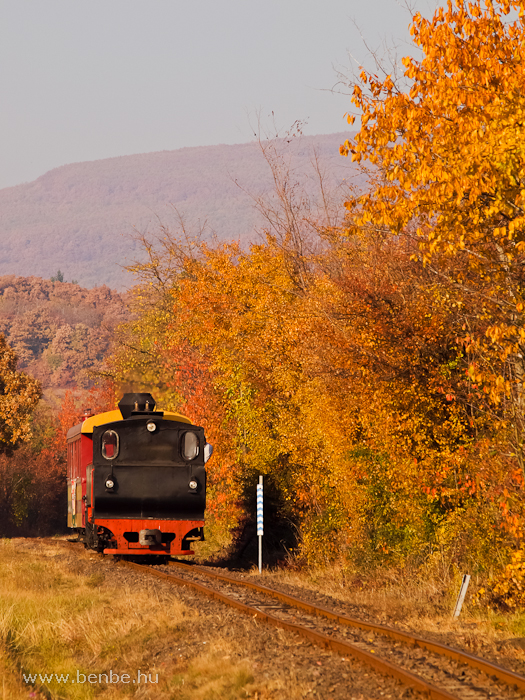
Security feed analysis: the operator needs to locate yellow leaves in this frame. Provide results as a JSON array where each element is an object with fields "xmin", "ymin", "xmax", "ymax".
[
  {"xmin": 485, "ymin": 325, "xmax": 503, "ymax": 343},
  {"xmin": 486, "ymin": 543, "xmax": 525, "ymax": 608},
  {"xmin": 409, "ymin": 14, "xmax": 421, "ymax": 35},
  {"xmin": 384, "ymin": 75, "xmax": 395, "ymax": 92},
  {"xmin": 341, "ymin": 0, "xmax": 525, "ymax": 433},
  {"xmin": 0, "ymin": 336, "xmax": 42, "ymax": 449}
]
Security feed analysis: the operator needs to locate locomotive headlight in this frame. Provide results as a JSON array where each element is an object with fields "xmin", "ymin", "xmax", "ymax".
[
  {"xmin": 188, "ymin": 479, "xmax": 198, "ymax": 491},
  {"xmin": 105, "ymin": 478, "xmax": 115, "ymax": 489},
  {"xmin": 146, "ymin": 421, "xmax": 157, "ymax": 432}
]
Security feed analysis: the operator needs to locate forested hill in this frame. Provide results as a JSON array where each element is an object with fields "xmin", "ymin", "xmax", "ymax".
[
  {"xmin": 0, "ymin": 133, "xmax": 356, "ymax": 289},
  {"xmin": 0, "ymin": 275, "xmax": 128, "ymax": 391}
]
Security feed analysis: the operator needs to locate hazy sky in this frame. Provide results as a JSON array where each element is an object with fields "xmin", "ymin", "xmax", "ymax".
[{"xmin": 0, "ymin": 0, "xmax": 439, "ymax": 190}]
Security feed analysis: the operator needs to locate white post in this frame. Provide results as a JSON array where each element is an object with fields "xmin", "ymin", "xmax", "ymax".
[
  {"xmin": 256, "ymin": 476, "xmax": 263, "ymax": 573},
  {"xmin": 453, "ymin": 574, "xmax": 471, "ymax": 618}
]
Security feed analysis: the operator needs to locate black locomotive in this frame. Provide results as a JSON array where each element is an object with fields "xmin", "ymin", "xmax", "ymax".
[{"xmin": 67, "ymin": 392, "xmax": 211, "ymax": 555}]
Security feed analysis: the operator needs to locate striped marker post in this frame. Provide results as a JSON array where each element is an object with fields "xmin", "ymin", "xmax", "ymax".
[
  {"xmin": 453, "ymin": 574, "xmax": 471, "ymax": 618},
  {"xmin": 257, "ymin": 475, "xmax": 263, "ymax": 573}
]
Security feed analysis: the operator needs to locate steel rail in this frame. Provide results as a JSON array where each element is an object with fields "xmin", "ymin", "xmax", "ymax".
[
  {"xmin": 169, "ymin": 559, "xmax": 525, "ymax": 694},
  {"xmin": 55, "ymin": 539, "xmax": 525, "ymax": 696},
  {"xmin": 120, "ymin": 559, "xmax": 459, "ymax": 700}
]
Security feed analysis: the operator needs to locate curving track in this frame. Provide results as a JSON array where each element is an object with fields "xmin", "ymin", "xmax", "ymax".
[{"xmin": 115, "ymin": 558, "xmax": 525, "ymax": 700}]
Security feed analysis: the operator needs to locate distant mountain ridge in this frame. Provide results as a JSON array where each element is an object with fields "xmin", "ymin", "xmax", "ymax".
[{"xmin": 0, "ymin": 133, "xmax": 357, "ymax": 289}]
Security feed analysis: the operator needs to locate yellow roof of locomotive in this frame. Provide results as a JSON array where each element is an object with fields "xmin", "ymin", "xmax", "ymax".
[{"xmin": 80, "ymin": 408, "xmax": 192, "ymax": 434}]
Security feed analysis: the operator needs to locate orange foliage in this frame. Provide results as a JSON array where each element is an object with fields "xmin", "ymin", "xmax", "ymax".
[
  {"xmin": 56, "ymin": 383, "xmax": 117, "ymax": 445},
  {"xmin": 336, "ymin": 0, "xmax": 525, "ymax": 593},
  {"xmin": 107, "ymin": 1, "xmax": 525, "ymax": 583},
  {"xmin": 341, "ymin": 0, "xmax": 525, "ymax": 462}
]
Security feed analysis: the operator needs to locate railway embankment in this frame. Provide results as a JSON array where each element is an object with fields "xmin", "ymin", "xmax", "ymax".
[
  {"xmin": 2, "ymin": 538, "xmax": 525, "ymax": 699},
  {"xmin": 0, "ymin": 538, "xmax": 397, "ymax": 699}
]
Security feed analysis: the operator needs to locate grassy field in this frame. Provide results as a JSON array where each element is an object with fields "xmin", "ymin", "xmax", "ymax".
[
  {"xmin": 3, "ymin": 538, "xmax": 525, "ymax": 700},
  {"xmin": 0, "ymin": 539, "xmax": 308, "ymax": 700}
]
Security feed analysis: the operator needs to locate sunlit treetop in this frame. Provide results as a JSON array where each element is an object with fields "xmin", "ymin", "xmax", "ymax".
[{"xmin": 341, "ymin": 0, "xmax": 525, "ymax": 272}]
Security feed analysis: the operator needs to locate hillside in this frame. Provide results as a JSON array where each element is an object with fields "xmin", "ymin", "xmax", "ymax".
[
  {"xmin": 0, "ymin": 133, "xmax": 357, "ymax": 289},
  {"xmin": 0, "ymin": 275, "xmax": 128, "ymax": 390}
]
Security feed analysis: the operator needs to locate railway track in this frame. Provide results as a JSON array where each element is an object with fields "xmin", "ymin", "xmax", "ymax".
[
  {"xmin": 115, "ymin": 558, "xmax": 525, "ymax": 700},
  {"xmin": 55, "ymin": 541, "xmax": 525, "ymax": 699}
]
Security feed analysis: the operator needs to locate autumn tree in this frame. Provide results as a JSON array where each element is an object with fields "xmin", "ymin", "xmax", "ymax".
[
  {"xmin": 0, "ymin": 335, "xmax": 41, "ymax": 451},
  {"xmin": 0, "ymin": 381, "xmax": 116, "ymax": 537},
  {"xmin": 333, "ymin": 0, "xmax": 525, "ymax": 600},
  {"xmin": 0, "ymin": 275, "xmax": 128, "ymax": 389},
  {"xmin": 107, "ymin": 130, "xmax": 489, "ymax": 568},
  {"xmin": 341, "ymin": 0, "xmax": 525, "ymax": 464},
  {"xmin": 107, "ymin": 106, "xmax": 523, "ymax": 578},
  {"xmin": 0, "ymin": 335, "xmax": 45, "ymax": 535}
]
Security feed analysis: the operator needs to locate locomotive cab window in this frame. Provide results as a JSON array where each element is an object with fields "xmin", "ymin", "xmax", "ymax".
[
  {"xmin": 182, "ymin": 431, "xmax": 199, "ymax": 461},
  {"xmin": 102, "ymin": 430, "xmax": 119, "ymax": 460}
]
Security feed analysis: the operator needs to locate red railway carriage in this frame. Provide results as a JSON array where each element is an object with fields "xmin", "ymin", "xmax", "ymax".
[{"xmin": 66, "ymin": 393, "xmax": 210, "ymax": 556}]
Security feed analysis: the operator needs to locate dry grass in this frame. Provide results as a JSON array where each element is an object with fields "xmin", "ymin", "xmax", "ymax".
[
  {"xmin": 0, "ymin": 651, "xmax": 37, "ymax": 700},
  {"xmin": 0, "ymin": 539, "xmax": 308, "ymax": 700},
  {"xmin": 7, "ymin": 536, "xmax": 525, "ymax": 698}
]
